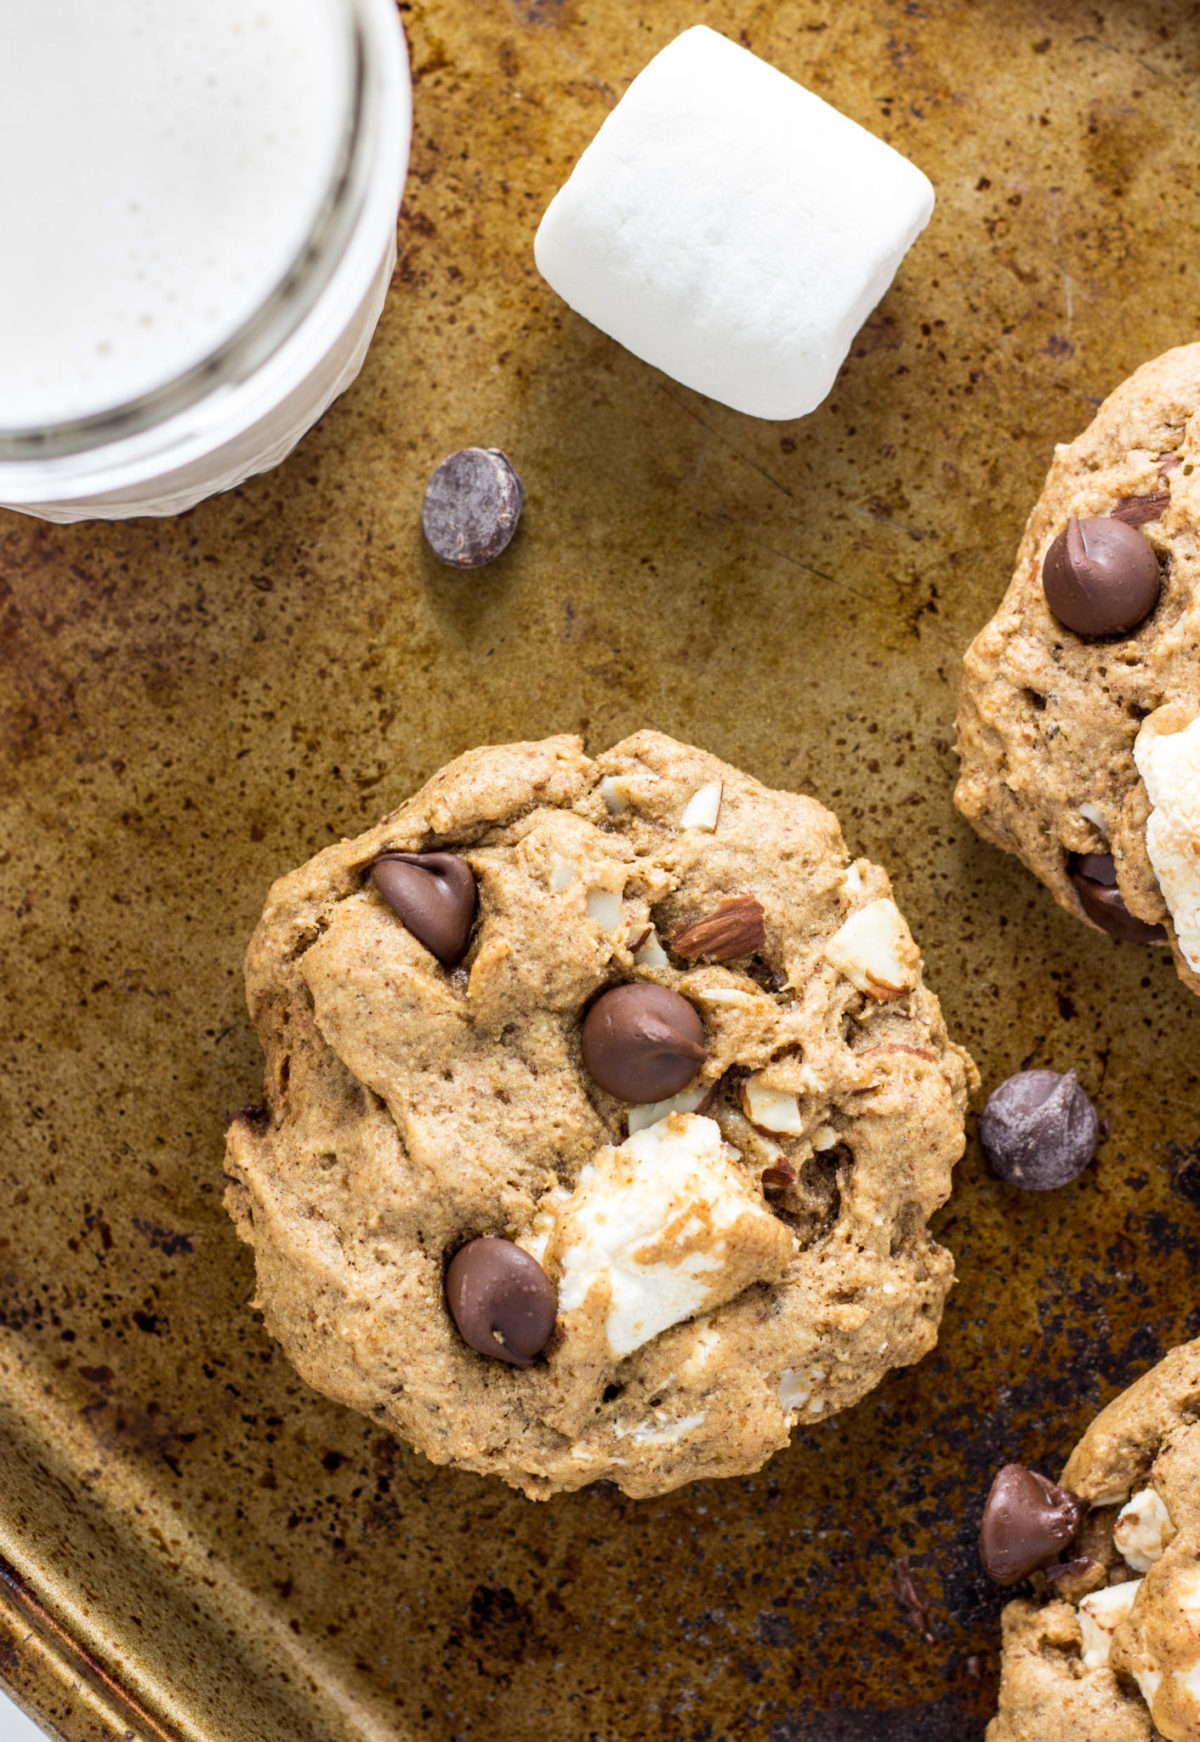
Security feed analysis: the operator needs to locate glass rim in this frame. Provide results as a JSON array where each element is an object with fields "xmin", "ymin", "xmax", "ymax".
[{"xmin": 0, "ymin": 0, "xmax": 371, "ymax": 465}]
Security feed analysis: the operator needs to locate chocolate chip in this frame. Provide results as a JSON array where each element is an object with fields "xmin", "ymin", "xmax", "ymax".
[
  {"xmin": 1111, "ymin": 490, "xmax": 1170, "ymax": 529},
  {"xmin": 581, "ymin": 983, "xmax": 707, "ymax": 1104},
  {"xmin": 1067, "ymin": 851, "xmax": 1166, "ymax": 943},
  {"xmin": 979, "ymin": 1464, "xmax": 1085, "ymax": 1585},
  {"xmin": 422, "ymin": 448, "xmax": 524, "ymax": 567},
  {"xmin": 979, "ymin": 1068, "xmax": 1098, "ymax": 1190},
  {"xmin": 445, "ymin": 1238, "xmax": 557, "ymax": 1366},
  {"xmin": 1042, "ymin": 515, "xmax": 1160, "ymax": 636},
  {"xmin": 371, "ymin": 852, "xmax": 477, "ymax": 964}
]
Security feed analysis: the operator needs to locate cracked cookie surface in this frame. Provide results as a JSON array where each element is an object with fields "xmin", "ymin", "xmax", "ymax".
[
  {"xmin": 956, "ymin": 342, "xmax": 1200, "ymax": 995},
  {"xmin": 225, "ymin": 731, "xmax": 974, "ymax": 1498},
  {"xmin": 990, "ymin": 1340, "xmax": 1200, "ymax": 1742}
]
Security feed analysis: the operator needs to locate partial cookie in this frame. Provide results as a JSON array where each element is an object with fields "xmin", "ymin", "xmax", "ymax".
[
  {"xmin": 985, "ymin": 1340, "xmax": 1200, "ymax": 1742},
  {"xmin": 955, "ymin": 342, "xmax": 1200, "ymax": 995},
  {"xmin": 224, "ymin": 731, "xmax": 975, "ymax": 1499}
]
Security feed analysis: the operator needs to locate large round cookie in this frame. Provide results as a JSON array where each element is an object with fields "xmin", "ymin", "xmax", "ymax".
[
  {"xmin": 956, "ymin": 343, "xmax": 1200, "ymax": 996},
  {"xmin": 224, "ymin": 731, "xmax": 974, "ymax": 1498},
  {"xmin": 989, "ymin": 1340, "xmax": 1200, "ymax": 1742}
]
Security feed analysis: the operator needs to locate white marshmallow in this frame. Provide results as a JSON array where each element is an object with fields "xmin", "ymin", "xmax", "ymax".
[
  {"xmin": 1115, "ymin": 1488, "xmax": 1175, "ymax": 1573},
  {"xmin": 545, "ymin": 1112, "xmax": 794, "ymax": 1359},
  {"xmin": 1078, "ymin": 1579, "xmax": 1141, "ymax": 1670},
  {"xmin": 534, "ymin": 25, "xmax": 934, "ymax": 421},
  {"xmin": 1134, "ymin": 716, "xmax": 1200, "ymax": 969}
]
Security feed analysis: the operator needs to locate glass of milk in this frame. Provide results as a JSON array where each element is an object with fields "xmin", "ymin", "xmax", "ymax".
[{"xmin": 0, "ymin": 0, "xmax": 411, "ymax": 521}]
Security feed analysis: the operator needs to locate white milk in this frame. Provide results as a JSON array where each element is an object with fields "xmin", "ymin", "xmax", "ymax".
[{"xmin": 0, "ymin": 0, "xmax": 410, "ymax": 519}]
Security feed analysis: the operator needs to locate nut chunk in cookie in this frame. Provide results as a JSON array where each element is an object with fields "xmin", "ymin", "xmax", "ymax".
[
  {"xmin": 955, "ymin": 341, "xmax": 1200, "ymax": 996},
  {"xmin": 224, "ymin": 731, "xmax": 974, "ymax": 1499},
  {"xmin": 984, "ymin": 1338, "xmax": 1200, "ymax": 1742}
]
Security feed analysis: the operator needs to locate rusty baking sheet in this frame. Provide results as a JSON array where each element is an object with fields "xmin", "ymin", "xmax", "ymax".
[{"xmin": 3, "ymin": 1, "xmax": 1200, "ymax": 1737}]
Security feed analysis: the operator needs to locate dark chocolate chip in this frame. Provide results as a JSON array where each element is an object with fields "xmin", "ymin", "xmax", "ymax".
[
  {"xmin": 979, "ymin": 1463, "xmax": 1085, "ymax": 1585},
  {"xmin": 445, "ymin": 1238, "xmax": 557, "ymax": 1366},
  {"xmin": 1067, "ymin": 852, "xmax": 1166, "ymax": 943},
  {"xmin": 1110, "ymin": 490, "xmax": 1170, "ymax": 529},
  {"xmin": 1042, "ymin": 515, "xmax": 1160, "ymax": 636},
  {"xmin": 979, "ymin": 1068, "xmax": 1098, "ymax": 1190},
  {"xmin": 581, "ymin": 983, "xmax": 707, "ymax": 1104},
  {"xmin": 422, "ymin": 448, "xmax": 524, "ymax": 567},
  {"xmin": 371, "ymin": 852, "xmax": 477, "ymax": 964}
]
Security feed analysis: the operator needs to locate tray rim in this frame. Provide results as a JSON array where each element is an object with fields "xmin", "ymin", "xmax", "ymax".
[{"xmin": 0, "ymin": 1556, "xmax": 168, "ymax": 1742}]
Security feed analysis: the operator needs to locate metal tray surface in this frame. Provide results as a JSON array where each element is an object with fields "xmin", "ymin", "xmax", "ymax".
[{"xmin": 2, "ymin": 1, "xmax": 1200, "ymax": 1737}]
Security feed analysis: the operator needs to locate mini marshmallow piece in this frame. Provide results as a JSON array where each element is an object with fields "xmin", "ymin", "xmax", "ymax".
[
  {"xmin": 534, "ymin": 26, "xmax": 934, "ymax": 420},
  {"xmin": 1115, "ymin": 1488, "xmax": 1176, "ymax": 1573},
  {"xmin": 545, "ymin": 1111, "xmax": 795, "ymax": 1359},
  {"xmin": 1078, "ymin": 1580, "xmax": 1141, "ymax": 1670},
  {"xmin": 824, "ymin": 898, "xmax": 920, "ymax": 999},
  {"xmin": 680, "ymin": 781, "xmax": 723, "ymax": 832},
  {"xmin": 740, "ymin": 1074, "xmax": 804, "ymax": 1135},
  {"xmin": 1134, "ymin": 716, "xmax": 1200, "ymax": 969}
]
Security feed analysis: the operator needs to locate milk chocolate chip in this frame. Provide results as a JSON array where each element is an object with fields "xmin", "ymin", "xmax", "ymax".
[
  {"xmin": 371, "ymin": 852, "xmax": 477, "ymax": 964},
  {"xmin": 980, "ymin": 1464, "xmax": 1085, "ymax": 1585},
  {"xmin": 445, "ymin": 1238, "xmax": 557, "ymax": 1366},
  {"xmin": 422, "ymin": 447, "xmax": 524, "ymax": 567},
  {"xmin": 581, "ymin": 983, "xmax": 707, "ymax": 1104},
  {"xmin": 1042, "ymin": 515, "xmax": 1160, "ymax": 637},
  {"xmin": 1068, "ymin": 851, "xmax": 1166, "ymax": 943},
  {"xmin": 979, "ymin": 1068, "xmax": 1098, "ymax": 1190}
]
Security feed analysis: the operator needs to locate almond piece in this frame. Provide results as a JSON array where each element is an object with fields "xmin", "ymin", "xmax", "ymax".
[
  {"xmin": 672, "ymin": 895, "xmax": 765, "ymax": 962},
  {"xmin": 824, "ymin": 898, "xmax": 918, "ymax": 1000}
]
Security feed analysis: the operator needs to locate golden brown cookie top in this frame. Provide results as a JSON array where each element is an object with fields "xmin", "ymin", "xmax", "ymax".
[
  {"xmin": 225, "ymin": 731, "xmax": 973, "ymax": 1498},
  {"xmin": 956, "ymin": 341, "xmax": 1200, "ymax": 995},
  {"xmin": 989, "ymin": 1338, "xmax": 1200, "ymax": 1742}
]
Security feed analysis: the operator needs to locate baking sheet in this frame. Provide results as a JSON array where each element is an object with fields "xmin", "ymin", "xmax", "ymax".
[{"xmin": 2, "ymin": 1, "xmax": 1200, "ymax": 1736}]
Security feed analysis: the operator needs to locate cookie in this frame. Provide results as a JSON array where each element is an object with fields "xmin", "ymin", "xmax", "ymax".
[
  {"xmin": 986, "ymin": 1339, "xmax": 1200, "ymax": 1742},
  {"xmin": 224, "ymin": 731, "xmax": 975, "ymax": 1499},
  {"xmin": 955, "ymin": 342, "xmax": 1200, "ymax": 995}
]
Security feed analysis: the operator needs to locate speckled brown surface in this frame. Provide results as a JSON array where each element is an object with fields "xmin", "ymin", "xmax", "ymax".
[{"xmin": 1, "ymin": 2, "xmax": 1200, "ymax": 1738}]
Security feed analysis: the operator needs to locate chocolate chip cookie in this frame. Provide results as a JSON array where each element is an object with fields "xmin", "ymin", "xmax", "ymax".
[
  {"xmin": 985, "ymin": 1339, "xmax": 1200, "ymax": 1742},
  {"xmin": 955, "ymin": 343, "xmax": 1200, "ymax": 995},
  {"xmin": 224, "ymin": 731, "xmax": 975, "ymax": 1498}
]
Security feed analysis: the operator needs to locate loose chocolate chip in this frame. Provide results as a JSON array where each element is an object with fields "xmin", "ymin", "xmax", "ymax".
[
  {"xmin": 979, "ymin": 1068, "xmax": 1098, "ymax": 1190},
  {"xmin": 1042, "ymin": 515, "xmax": 1160, "ymax": 636},
  {"xmin": 422, "ymin": 447, "xmax": 524, "ymax": 567},
  {"xmin": 1111, "ymin": 490, "xmax": 1170, "ymax": 529},
  {"xmin": 445, "ymin": 1238, "xmax": 557, "ymax": 1366},
  {"xmin": 371, "ymin": 852, "xmax": 477, "ymax": 964},
  {"xmin": 581, "ymin": 983, "xmax": 707, "ymax": 1104},
  {"xmin": 1067, "ymin": 851, "xmax": 1166, "ymax": 943},
  {"xmin": 979, "ymin": 1464, "xmax": 1085, "ymax": 1585}
]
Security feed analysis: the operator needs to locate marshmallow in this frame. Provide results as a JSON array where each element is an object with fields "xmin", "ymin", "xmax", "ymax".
[
  {"xmin": 534, "ymin": 25, "xmax": 934, "ymax": 420},
  {"xmin": 544, "ymin": 1111, "xmax": 794, "ymax": 1359},
  {"xmin": 1115, "ymin": 1488, "xmax": 1175, "ymax": 1573},
  {"xmin": 1078, "ymin": 1579, "xmax": 1141, "ymax": 1670},
  {"xmin": 1134, "ymin": 716, "xmax": 1200, "ymax": 969}
]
